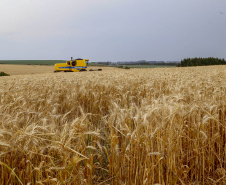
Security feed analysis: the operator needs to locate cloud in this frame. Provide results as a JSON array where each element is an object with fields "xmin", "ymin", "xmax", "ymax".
[
  {"xmin": 0, "ymin": 0, "xmax": 226, "ymax": 60},
  {"xmin": 0, "ymin": 0, "xmax": 110, "ymax": 38}
]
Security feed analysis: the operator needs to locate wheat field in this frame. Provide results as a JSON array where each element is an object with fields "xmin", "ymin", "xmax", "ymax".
[
  {"xmin": 0, "ymin": 66, "xmax": 225, "ymax": 184},
  {"xmin": 0, "ymin": 64, "xmax": 114, "ymax": 75}
]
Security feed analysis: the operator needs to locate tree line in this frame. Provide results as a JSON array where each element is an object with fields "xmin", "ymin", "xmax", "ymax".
[{"xmin": 178, "ymin": 57, "xmax": 226, "ymax": 67}]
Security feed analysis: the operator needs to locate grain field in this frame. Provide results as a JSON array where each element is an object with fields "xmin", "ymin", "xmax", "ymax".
[
  {"xmin": 0, "ymin": 66, "xmax": 225, "ymax": 184},
  {"xmin": 0, "ymin": 64, "xmax": 115, "ymax": 75}
]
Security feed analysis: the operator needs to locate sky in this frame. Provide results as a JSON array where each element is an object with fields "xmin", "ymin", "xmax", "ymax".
[{"xmin": 0, "ymin": 0, "xmax": 225, "ymax": 62}]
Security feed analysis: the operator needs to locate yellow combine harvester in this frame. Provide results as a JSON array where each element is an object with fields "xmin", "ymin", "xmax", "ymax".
[{"xmin": 54, "ymin": 58, "xmax": 89, "ymax": 72}]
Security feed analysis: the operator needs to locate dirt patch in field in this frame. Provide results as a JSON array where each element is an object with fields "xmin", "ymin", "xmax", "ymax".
[{"xmin": 0, "ymin": 64, "xmax": 117, "ymax": 75}]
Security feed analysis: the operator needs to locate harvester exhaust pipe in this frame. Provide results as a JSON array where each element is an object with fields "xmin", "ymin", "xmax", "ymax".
[{"xmin": 71, "ymin": 57, "xmax": 73, "ymax": 61}]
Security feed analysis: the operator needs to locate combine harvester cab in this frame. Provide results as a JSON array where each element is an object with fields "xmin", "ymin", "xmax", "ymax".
[{"xmin": 54, "ymin": 58, "xmax": 89, "ymax": 72}]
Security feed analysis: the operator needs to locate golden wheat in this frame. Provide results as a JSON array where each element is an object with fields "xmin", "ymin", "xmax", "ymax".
[{"xmin": 0, "ymin": 66, "xmax": 225, "ymax": 184}]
